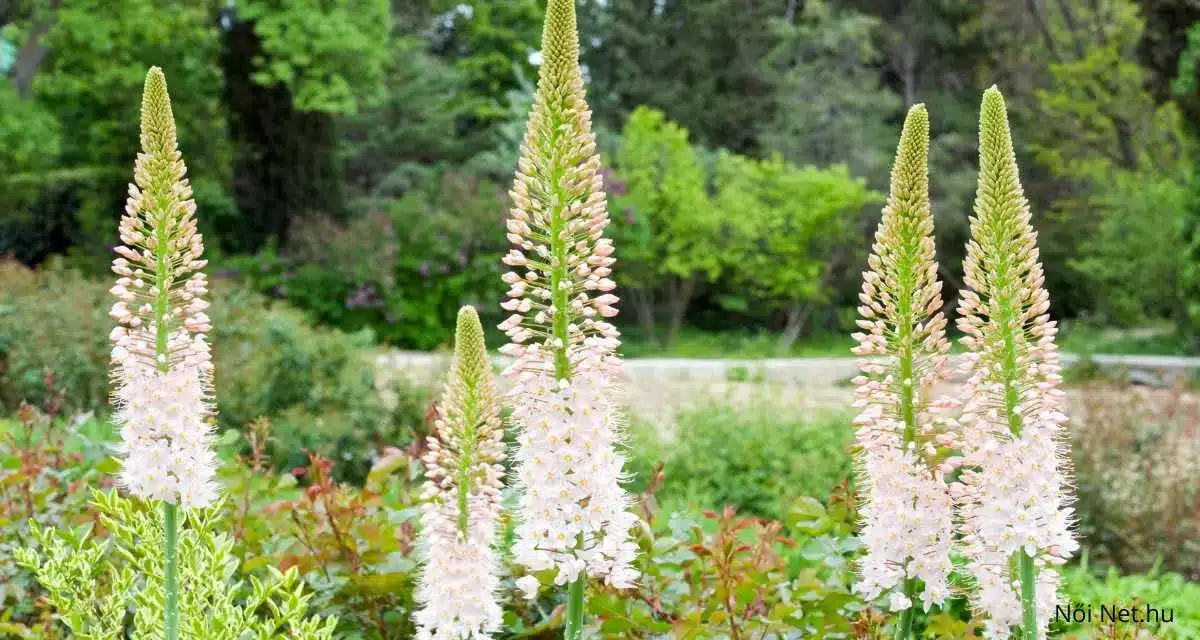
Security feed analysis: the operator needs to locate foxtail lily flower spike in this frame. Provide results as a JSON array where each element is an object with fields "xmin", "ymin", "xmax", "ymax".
[
  {"xmin": 498, "ymin": 0, "xmax": 639, "ymax": 606},
  {"xmin": 951, "ymin": 86, "xmax": 1078, "ymax": 640},
  {"xmin": 415, "ymin": 306, "xmax": 506, "ymax": 640},
  {"xmin": 851, "ymin": 104, "xmax": 957, "ymax": 621},
  {"xmin": 109, "ymin": 67, "xmax": 217, "ymax": 510}
]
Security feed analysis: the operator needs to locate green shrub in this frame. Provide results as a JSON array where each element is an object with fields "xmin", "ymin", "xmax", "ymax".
[
  {"xmin": 0, "ymin": 404, "xmax": 115, "ymax": 623},
  {"xmin": 5, "ymin": 409, "xmax": 1200, "ymax": 639},
  {"xmin": 16, "ymin": 490, "xmax": 338, "ymax": 639},
  {"xmin": 0, "ymin": 259, "xmax": 432, "ymax": 482},
  {"xmin": 226, "ymin": 171, "xmax": 509, "ymax": 350},
  {"xmin": 0, "ymin": 258, "xmax": 111, "ymax": 413},
  {"xmin": 1055, "ymin": 560, "xmax": 1200, "ymax": 639},
  {"xmin": 627, "ymin": 401, "xmax": 855, "ymax": 520},
  {"xmin": 206, "ymin": 284, "xmax": 427, "ymax": 481}
]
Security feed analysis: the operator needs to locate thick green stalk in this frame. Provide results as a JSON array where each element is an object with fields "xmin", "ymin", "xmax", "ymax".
[
  {"xmin": 1019, "ymin": 551, "xmax": 1037, "ymax": 640},
  {"xmin": 163, "ymin": 502, "xmax": 179, "ymax": 640},
  {"xmin": 895, "ymin": 587, "xmax": 915, "ymax": 640},
  {"xmin": 564, "ymin": 577, "xmax": 586, "ymax": 640},
  {"xmin": 544, "ymin": 0, "xmax": 584, "ymax": 634},
  {"xmin": 548, "ymin": 126, "xmax": 585, "ymax": 637}
]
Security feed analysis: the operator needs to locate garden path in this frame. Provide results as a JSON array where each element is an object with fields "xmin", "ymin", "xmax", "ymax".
[{"xmin": 375, "ymin": 351, "xmax": 1200, "ymax": 431}]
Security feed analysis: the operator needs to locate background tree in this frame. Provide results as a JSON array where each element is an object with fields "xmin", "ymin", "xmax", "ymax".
[
  {"xmin": 219, "ymin": 0, "xmax": 391, "ymax": 252},
  {"xmin": 612, "ymin": 107, "xmax": 718, "ymax": 346},
  {"xmin": 578, "ymin": 0, "xmax": 781, "ymax": 154},
  {"xmin": 717, "ymin": 153, "xmax": 880, "ymax": 352},
  {"xmin": 427, "ymin": 0, "xmax": 541, "ymax": 125},
  {"xmin": 762, "ymin": 0, "xmax": 901, "ymax": 181}
]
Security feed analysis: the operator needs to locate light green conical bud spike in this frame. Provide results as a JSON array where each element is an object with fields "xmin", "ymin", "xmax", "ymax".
[
  {"xmin": 880, "ymin": 104, "xmax": 944, "ymax": 445},
  {"xmin": 442, "ymin": 305, "xmax": 502, "ymax": 535},
  {"xmin": 968, "ymin": 86, "xmax": 1041, "ymax": 443},
  {"xmin": 510, "ymin": 0, "xmax": 603, "ymax": 382},
  {"xmin": 141, "ymin": 67, "xmax": 179, "ymax": 164},
  {"xmin": 539, "ymin": 0, "xmax": 582, "ymax": 90}
]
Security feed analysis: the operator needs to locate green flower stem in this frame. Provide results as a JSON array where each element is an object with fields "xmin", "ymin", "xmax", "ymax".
[
  {"xmin": 895, "ymin": 580, "xmax": 916, "ymax": 640},
  {"xmin": 551, "ymin": 140, "xmax": 586, "ymax": 638},
  {"xmin": 548, "ymin": 103, "xmax": 585, "ymax": 640},
  {"xmin": 163, "ymin": 502, "xmax": 179, "ymax": 640},
  {"xmin": 1019, "ymin": 551, "xmax": 1037, "ymax": 640},
  {"xmin": 564, "ymin": 576, "xmax": 586, "ymax": 640}
]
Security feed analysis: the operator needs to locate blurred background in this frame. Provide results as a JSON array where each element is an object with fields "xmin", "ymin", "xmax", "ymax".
[
  {"xmin": 2, "ymin": 0, "xmax": 1198, "ymax": 357},
  {"xmin": 2, "ymin": 1, "xmax": 1200, "ymax": 635}
]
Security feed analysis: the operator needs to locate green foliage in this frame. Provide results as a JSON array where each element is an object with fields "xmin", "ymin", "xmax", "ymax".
[
  {"xmin": 0, "ymin": 83, "xmax": 60, "ymax": 174},
  {"xmin": 0, "ymin": 259, "xmax": 431, "ymax": 481},
  {"xmin": 0, "ymin": 0, "xmax": 1196, "ymax": 346},
  {"xmin": 1029, "ymin": 1, "xmax": 1184, "ymax": 182},
  {"xmin": 0, "ymin": 0, "xmax": 228, "ymax": 264},
  {"xmin": 1069, "ymin": 171, "xmax": 1192, "ymax": 325},
  {"xmin": 615, "ymin": 106, "xmax": 716, "ymax": 290},
  {"xmin": 715, "ymin": 153, "xmax": 879, "ymax": 326},
  {"xmin": 220, "ymin": 433, "xmax": 424, "ymax": 639},
  {"xmin": 1057, "ymin": 321, "xmax": 1189, "ymax": 356},
  {"xmin": 340, "ymin": 37, "xmax": 471, "ymax": 201},
  {"xmin": 3, "ymin": 393, "xmax": 1200, "ymax": 637},
  {"xmin": 15, "ymin": 490, "xmax": 338, "ymax": 639},
  {"xmin": 627, "ymin": 403, "xmax": 855, "ymax": 521},
  {"xmin": 577, "ymin": 0, "xmax": 780, "ymax": 154},
  {"xmin": 610, "ymin": 106, "xmax": 722, "ymax": 342},
  {"xmin": 587, "ymin": 499, "xmax": 864, "ymax": 638},
  {"xmin": 431, "ymin": 0, "xmax": 542, "ymax": 123},
  {"xmin": 761, "ymin": 0, "xmax": 902, "ymax": 181},
  {"xmin": 233, "ymin": 171, "xmax": 508, "ymax": 350},
  {"xmin": 239, "ymin": 0, "xmax": 392, "ymax": 115},
  {"xmin": 1057, "ymin": 561, "xmax": 1200, "ymax": 639},
  {"xmin": 34, "ymin": 0, "xmax": 226, "ymax": 173},
  {"xmin": 208, "ymin": 286, "xmax": 405, "ymax": 481},
  {"xmin": 0, "ymin": 401, "xmax": 114, "ymax": 622},
  {"xmin": 0, "ymin": 259, "xmax": 111, "ymax": 413}
]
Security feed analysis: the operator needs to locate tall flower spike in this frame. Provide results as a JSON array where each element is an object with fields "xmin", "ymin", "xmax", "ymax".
[
  {"xmin": 414, "ymin": 306, "xmax": 505, "ymax": 640},
  {"xmin": 109, "ymin": 67, "xmax": 218, "ymax": 510},
  {"xmin": 851, "ymin": 105, "xmax": 956, "ymax": 625},
  {"xmin": 951, "ymin": 86, "xmax": 1078, "ymax": 640},
  {"xmin": 499, "ymin": 0, "xmax": 638, "ymax": 614}
]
